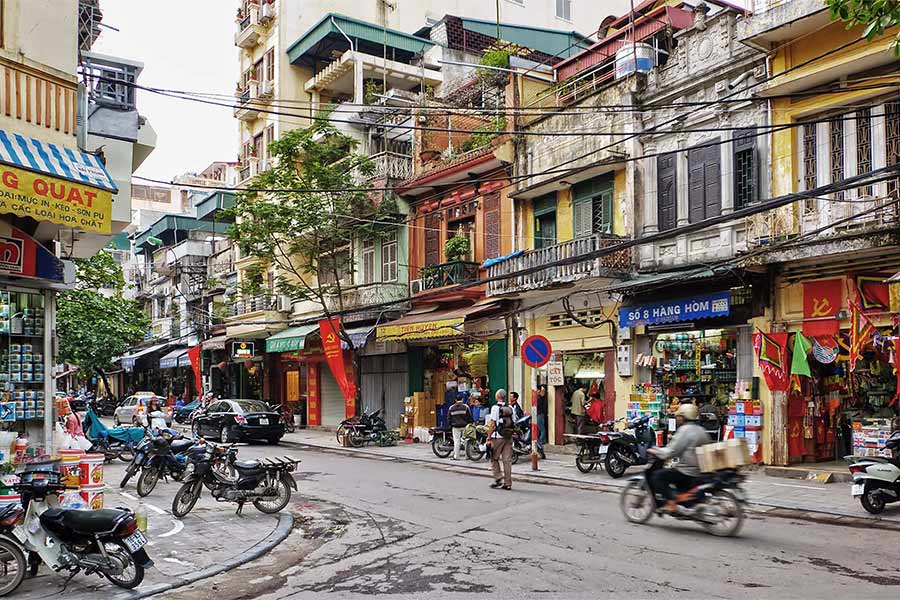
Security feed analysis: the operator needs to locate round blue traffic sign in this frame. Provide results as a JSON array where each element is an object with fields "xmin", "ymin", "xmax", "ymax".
[{"xmin": 521, "ymin": 335, "xmax": 552, "ymax": 368}]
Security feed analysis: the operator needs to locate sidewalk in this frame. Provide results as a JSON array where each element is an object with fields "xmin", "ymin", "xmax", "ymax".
[
  {"xmin": 282, "ymin": 428, "xmax": 900, "ymax": 526},
  {"xmin": 13, "ymin": 460, "xmax": 293, "ymax": 600}
]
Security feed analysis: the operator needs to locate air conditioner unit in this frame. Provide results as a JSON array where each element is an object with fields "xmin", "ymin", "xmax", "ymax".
[
  {"xmin": 409, "ymin": 279, "xmax": 423, "ymax": 295},
  {"xmin": 258, "ymin": 158, "xmax": 271, "ymax": 172},
  {"xmin": 277, "ymin": 295, "xmax": 293, "ymax": 313},
  {"xmin": 259, "ymin": 80, "xmax": 274, "ymax": 98},
  {"xmin": 260, "ymin": 2, "xmax": 274, "ymax": 22}
]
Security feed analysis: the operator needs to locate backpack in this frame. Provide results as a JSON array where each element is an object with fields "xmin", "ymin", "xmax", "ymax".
[{"xmin": 497, "ymin": 405, "xmax": 516, "ymax": 439}]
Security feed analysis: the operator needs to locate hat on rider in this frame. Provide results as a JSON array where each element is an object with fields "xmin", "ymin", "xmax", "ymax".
[{"xmin": 675, "ymin": 403, "xmax": 699, "ymax": 421}]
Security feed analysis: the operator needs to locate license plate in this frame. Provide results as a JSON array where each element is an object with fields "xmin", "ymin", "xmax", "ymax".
[
  {"xmin": 851, "ymin": 483, "xmax": 865, "ymax": 497},
  {"xmin": 124, "ymin": 530, "xmax": 147, "ymax": 552},
  {"xmin": 259, "ymin": 419, "xmax": 269, "ymax": 426}
]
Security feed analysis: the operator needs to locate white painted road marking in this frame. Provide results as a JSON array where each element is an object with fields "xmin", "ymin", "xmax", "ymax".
[
  {"xmin": 159, "ymin": 519, "xmax": 184, "ymax": 539},
  {"xmin": 147, "ymin": 503, "xmax": 166, "ymax": 515},
  {"xmin": 768, "ymin": 483, "xmax": 828, "ymax": 491},
  {"xmin": 120, "ymin": 492, "xmax": 137, "ymax": 501}
]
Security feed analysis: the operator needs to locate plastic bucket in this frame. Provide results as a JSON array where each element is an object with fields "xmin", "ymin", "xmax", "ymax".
[
  {"xmin": 59, "ymin": 449, "xmax": 84, "ymax": 488},
  {"xmin": 79, "ymin": 454, "xmax": 104, "ymax": 487},
  {"xmin": 79, "ymin": 485, "xmax": 104, "ymax": 510}
]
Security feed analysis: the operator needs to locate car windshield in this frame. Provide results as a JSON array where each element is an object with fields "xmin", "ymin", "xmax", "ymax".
[{"xmin": 233, "ymin": 400, "xmax": 271, "ymax": 414}]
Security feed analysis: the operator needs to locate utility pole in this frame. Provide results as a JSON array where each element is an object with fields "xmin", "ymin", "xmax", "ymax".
[{"xmin": 495, "ymin": 0, "xmax": 500, "ymax": 40}]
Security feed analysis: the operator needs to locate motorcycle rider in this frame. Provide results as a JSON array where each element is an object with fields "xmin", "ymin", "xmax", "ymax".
[{"xmin": 647, "ymin": 403, "xmax": 710, "ymax": 513}]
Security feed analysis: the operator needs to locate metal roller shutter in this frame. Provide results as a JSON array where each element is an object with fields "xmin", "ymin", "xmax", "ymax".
[
  {"xmin": 320, "ymin": 368, "xmax": 345, "ymax": 427},
  {"xmin": 361, "ymin": 354, "xmax": 408, "ymax": 429}
]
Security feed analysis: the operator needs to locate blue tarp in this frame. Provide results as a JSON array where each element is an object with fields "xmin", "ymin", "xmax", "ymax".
[{"xmin": 482, "ymin": 250, "xmax": 524, "ymax": 269}]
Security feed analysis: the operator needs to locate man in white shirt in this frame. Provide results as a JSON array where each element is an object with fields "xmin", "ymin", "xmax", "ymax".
[{"xmin": 487, "ymin": 389, "xmax": 514, "ymax": 490}]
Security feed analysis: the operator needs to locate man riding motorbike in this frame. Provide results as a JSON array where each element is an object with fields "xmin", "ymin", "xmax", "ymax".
[{"xmin": 647, "ymin": 403, "xmax": 711, "ymax": 514}]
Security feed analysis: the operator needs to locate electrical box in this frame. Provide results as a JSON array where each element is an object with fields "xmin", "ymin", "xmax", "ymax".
[{"xmin": 617, "ymin": 343, "xmax": 633, "ymax": 377}]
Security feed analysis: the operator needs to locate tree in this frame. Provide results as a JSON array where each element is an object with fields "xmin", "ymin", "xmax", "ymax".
[
  {"xmin": 826, "ymin": 0, "xmax": 900, "ymax": 53},
  {"xmin": 226, "ymin": 117, "xmax": 400, "ymax": 407},
  {"xmin": 57, "ymin": 252, "xmax": 150, "ymax": 399}
]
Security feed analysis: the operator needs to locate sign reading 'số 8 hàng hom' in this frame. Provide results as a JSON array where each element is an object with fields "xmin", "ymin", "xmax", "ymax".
[
  {"xmin": 619, "ymin": 291, "xmax": 731, "ymax": 328},
  {"xmin": 0, "ymin": 165, "xmax": 112, "ymax": 234}
]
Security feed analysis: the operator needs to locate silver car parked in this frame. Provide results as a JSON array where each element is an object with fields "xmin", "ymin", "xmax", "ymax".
[{"xmin": 113, "ymin": 394, "xmax": 172, "ymax": 427}]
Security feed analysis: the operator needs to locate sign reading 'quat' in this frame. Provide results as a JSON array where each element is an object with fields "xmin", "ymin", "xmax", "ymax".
[{"xmin": 619, "ymin": 291, "xmax": 731, "ymax": 328}]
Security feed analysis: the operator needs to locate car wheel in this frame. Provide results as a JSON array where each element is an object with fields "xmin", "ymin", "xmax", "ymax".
[{"xmin": 267, "ymin": 437, "xmax": 281, "ymax": 445}]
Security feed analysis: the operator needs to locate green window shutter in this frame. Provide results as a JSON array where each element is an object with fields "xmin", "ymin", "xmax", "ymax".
[
  {"xmin": 593, "ymin": 189, "xmax": 613, "ymax": 234},
  {"xmin": 573, "ymin": 196, "xmax": 593, "ymax": 238}
]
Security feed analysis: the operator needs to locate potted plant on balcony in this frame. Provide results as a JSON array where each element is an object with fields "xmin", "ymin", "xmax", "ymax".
[{"xmin": 444, "ymin": 235, "xmax": 471, "ymax": 262}]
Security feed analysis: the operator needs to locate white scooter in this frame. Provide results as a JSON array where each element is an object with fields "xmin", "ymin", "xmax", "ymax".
[
  {"xmin": 5, "ymin": 470, "xmax": 153, "ymax": 591},
  {"xmin": 848, "ymin": 430, "xmax": 900, "ymax": 514}
]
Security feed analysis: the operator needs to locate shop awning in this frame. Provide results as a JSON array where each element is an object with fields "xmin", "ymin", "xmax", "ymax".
[
  {"xmin": 376, "ymin": 302, "xmax": 499, "ymax": 341},
  {"xmin": 120, "ymin": 343, "xmax": 169, "ymax": 370},
  {"xmin": 159, "ymin": 347, "xmax": 187, "ymax": 369},
  {"xmin": 342, "ymin": 325, "xmax": 374, "ymax": 349},
  {"xmin": 0, "ymin": 127, "xmax": 118, "ymax": 234},
  {"xmin": 177, "ymin": 353, "xmax": 192, "ymax": 368},
  {"xmin": 266, "ymin": 325, "xmax": 318, "ymax": 353},
  {"xmin": 202, "ymin": 335, "xmax": 228, "ymax": 351}
]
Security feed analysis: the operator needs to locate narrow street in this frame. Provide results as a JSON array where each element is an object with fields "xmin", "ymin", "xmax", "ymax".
[{"xmin": 151, "ymin": 445, "xmax": 900, "ymax": 600}]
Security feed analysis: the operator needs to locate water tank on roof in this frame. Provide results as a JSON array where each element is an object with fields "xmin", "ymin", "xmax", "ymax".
[{"xmin": 615, "ymin": 42, "xmax": 656, "ymax": 79}]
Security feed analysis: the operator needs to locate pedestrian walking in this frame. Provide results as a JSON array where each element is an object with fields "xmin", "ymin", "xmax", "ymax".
[
  {"xmin": 571, "ymin": 383, "xmax": 587, "ymax": 435},
  {"xmin": 487, "ymin": 389, "xmax": 515, "ymax": 490},
  {"xmin": 448, "ymin": 393, "xmax": 473, "ymax": 460},
  {"xmin": 536, "ymin": 385, "xmax": 549, "ymax": 444}
]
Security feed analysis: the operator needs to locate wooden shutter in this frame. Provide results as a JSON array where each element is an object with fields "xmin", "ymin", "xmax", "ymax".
[
  {"xmin": 704, "ymin": 145, "xmax": 721, "ymax": 219},
  {"xmin": 573, "ymin": 196, "xmax": 593, "ymax": 238},
  {"xmin": 688, "ymin": 147, "xmax": 705, "ymax": 224},
  {"xmin": 424, "ymin": 213, "xmax": 440, "ymax": 266},
  {"xmin": 657, "ymin": 152, "xmax": 677, "ymax": 231},
  {"xmin": 483, "ymin": 192, "xmax": 501, "ymax": 259},
  {"xmin": 593, "ymin": 189, "xmax": 613, "ymax": 234}
]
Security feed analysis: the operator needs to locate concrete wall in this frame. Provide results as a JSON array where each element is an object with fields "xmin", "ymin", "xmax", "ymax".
[{"xmin": 1, "ymin": 0, "xmax": 78, "ymax": 77}]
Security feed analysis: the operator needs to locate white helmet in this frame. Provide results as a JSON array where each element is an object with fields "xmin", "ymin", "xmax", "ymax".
[{"xmin": 675, "ymin": 403, "xmax": 699, "ymax": 421}]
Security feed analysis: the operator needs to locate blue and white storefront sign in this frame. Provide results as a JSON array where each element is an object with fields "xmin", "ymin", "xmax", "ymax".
[{"xmin": 619, "ymin": 291, "xmax": 731, "ymax": 328}]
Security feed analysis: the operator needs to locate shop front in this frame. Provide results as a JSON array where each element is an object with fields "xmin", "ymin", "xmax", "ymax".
[
  {"xmin": 266, "ymin": 325, "xmax": 317, "ymax": 427},
  {"xmin": 158, "ymin": 346, "xmax": 187, "ymax": 402},
  {"xmin": 774, "ymin": 273, "xmax": 900, "ymax": 465},
  {"xmin": 227, "ymin": 340, "xmax": 263, "ymax": 400},
  {"xmin": 121, "ymin": 342, "xmax": 171, "ymax": 395},
  {"xmin": 621, "ymin": 282, "xmax": 767, "ymax": 454},
  {"xmin": 201, "ymin": 334, "xmax": 228, "ymax": 397}
]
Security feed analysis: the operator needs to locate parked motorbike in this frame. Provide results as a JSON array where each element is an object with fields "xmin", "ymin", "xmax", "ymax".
[
  {"xmin": 171, "ymin": 442, "xmax": 298, "ymax": 518},
  {"xmin": 567, "ymin": 418, "xmax": 624, "ymax": 473},
  {"xmin": 336, "ymin": 409, "xmax": 387, "ymax": 448},
  {"xmin": 464, "ymin": 423, "xmax": 489, "ymax": 461},
  {"xmin": 604, "ymin": 415, "xmax": 656, "ymax": 478},
  {"xmin": 509, "ymin": 414, "xmax": 545, "ymax": 463},
  {"xmin": 277, "ymin": 404, "xmax": 296, "ymax": 434},
  {"xmin": 848, "ymin": 430, "xmax": 900, "ymax": 514},
  {"xmin": 619, "ymin": 457, "xmax": 746, "ymax": 537},
  {"xmin": 82, "ymin": 404, "xmax": 145, "ymax": 463},
  {"xmin": 5, "ymin": 470, "xmax": 152, "ymax": 591},
  {"xmin": 430, "ymin": 427, "xmax": 454, "ymax": 458},
  {"xmin": 133, "ymin": 428, "xmax": 194, "ymax": 497}
]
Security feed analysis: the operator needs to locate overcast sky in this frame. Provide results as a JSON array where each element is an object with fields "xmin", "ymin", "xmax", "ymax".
[{"xmin": 93, "ymin": 0, "xmax": 238, "ymax": 182}]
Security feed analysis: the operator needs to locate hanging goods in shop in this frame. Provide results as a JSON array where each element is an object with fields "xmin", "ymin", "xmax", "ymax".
[
  {"xmin": 854, "ymin": 273, "xmax": 890, "ymax": 313},
  {"xmin": 812, "ymin": 336, "xmax": 839, "ymax": 364},
  {"xmin": 790, "ymin": 333, "xmax": 812, "ymax": 377},
  {"xmin": 753, "ymin": 331, "xmax": 789, "ymax": 392},
  {"xmin": 848, "ymin": 301, "xmax": 875, "ymax": 372},
  {"xmin": 802, "ymin": 279, "xmax": 842, "ymax": 336}
]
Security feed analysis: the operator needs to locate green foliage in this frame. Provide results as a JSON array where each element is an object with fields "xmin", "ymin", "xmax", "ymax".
[
  {"xmin": 444, "ymin": 235, "xmax": 471, "ymax": 261},
  {"xmin": 363, "ymin": 79, "xmax": 384, "ymax": 105},
  {"xmin": 57, "ymin": 253, "xmax": 150, "ymax": 378},
  {"xmin": 480, "ymin": 48, "xmax": 511, "ymax": 69},
  {"xmin": 826, "ymin": 0, "xmax": 900, "ymax": 53},
  {"xmin": 226, "ymin": 119, "xmax": 377, "ymax": 322},
  {"xmin": 459, "ymin": 117, "xmax": 506, "ymax": 153}
]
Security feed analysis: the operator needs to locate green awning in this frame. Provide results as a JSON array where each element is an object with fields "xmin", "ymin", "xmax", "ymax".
[
  {"xmin": 288, "ymin": 13, "xmax": 433, "ymax": 66},
  {"xmin": 265, "ymin": 325, "xmax": 318, "ymax": 353},
  {"xmin": 107, "ymin": 232, "xmax": 130, "ymax": 251},
  {"xmin": 196, "ymin": 191, "xmax": 236, "ymax": 222},
  {"xmin": 132, "ymin": 215, "xmax": 229, "ymax": 252}
]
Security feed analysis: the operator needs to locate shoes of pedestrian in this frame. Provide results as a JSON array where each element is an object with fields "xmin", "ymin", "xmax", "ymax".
[
  {"xmin": 490, "ymin": 480, "xmax": 503, "ymax": 489},
  {"xmin": 501, "ymin": 485, "xmax": 512, "ymax": 490}
]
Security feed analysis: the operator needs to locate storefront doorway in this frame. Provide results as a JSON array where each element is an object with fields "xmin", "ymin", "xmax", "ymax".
[{"xmin": 361, "ymin": 354, "xmax": 407, "ymax": 429}]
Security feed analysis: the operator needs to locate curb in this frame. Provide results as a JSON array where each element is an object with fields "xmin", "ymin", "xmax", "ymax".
[
  {"xmin": 284, "ymin": 439, "xmax": 900, "ymax": 528},
  {"xmin": 111, "ymin": 512, "xmax": 294, "ymax": 600}
]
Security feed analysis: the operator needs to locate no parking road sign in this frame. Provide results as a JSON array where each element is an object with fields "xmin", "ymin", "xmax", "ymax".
[{"xmin": 521, "ymin": 335, "xmax": 552, "ymax": 368}]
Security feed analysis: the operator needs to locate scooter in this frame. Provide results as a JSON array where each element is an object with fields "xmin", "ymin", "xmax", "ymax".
[
  {"xmin": 430, "ymin": 427, "xmax": 453, "ymax": 458},
  {"xmin": 9, "ymin": 470, "xmax": 152, "ymax": 590},
  {"xmin": 605, "ymin": 415, "xmax": 657, "ymax": 478},
  {"xmin": 510, "ymin": 415, "xmax": 545, "ymax": 464},
  {"xmin": 336, "ymin": 409, "xmax": 387, "ymax": 448},
  {"xmin": 463, "ymin": 423, "xmax": 489, "ymax": 461},
  {"xmin": 848, "ymin": 430, "xmax": 900, "ymax": 514},
  {"xmin": 620, "ymin": 457, "xmax": 746, "ymax": 537},
  {"xmin": 566, "ymin": 418, "xmax": 624, "ymax": 473}
]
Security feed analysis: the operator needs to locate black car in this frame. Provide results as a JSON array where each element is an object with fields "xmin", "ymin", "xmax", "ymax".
[{"xmin": 191, "ymin": 399, "xmax": 284, "ymax": 445}]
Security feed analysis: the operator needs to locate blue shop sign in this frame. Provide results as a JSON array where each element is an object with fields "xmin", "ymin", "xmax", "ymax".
[{"xmin": 619, "ymin": 291, "xmax": 731, "ymax": 328}]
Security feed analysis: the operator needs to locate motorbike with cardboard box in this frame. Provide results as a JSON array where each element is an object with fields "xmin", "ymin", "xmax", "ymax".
[
  {"xmin": 619, "ymin": 439, "xmax": 749, "ymax": 537},
  {"xmin": 847, "ymin": 430, "xmax": 900, "ymax": 514}
]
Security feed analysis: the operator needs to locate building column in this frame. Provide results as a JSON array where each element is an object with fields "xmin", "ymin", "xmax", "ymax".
[
  {"xmin": 676, "ymin": 137, "xmax": 690, "ymax": 227},
  {"xmin": 642, "ymin": 152, "xmax": 659, "ymax": 234},
  {"xmin": 352, "ymin": 52, "xmax": 364, "ymax": 106}
]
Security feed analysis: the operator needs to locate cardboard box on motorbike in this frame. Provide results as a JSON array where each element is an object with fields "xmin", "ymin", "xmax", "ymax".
[{"xmin": 697, "ymin": 439, "xmax": 751, "ymax": 473}]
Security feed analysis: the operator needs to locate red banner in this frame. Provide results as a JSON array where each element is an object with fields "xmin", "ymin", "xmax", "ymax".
[
  {"xmin": 307, "ymin": 364, "xmax": 320, "ymax": 426},
  {"xmin": 854, "ymin": 273, "xmax": 890, "ymax": 312},
  {"xmin": 319, "ymin": 318, "xmax": 356, "ymax": 416},
  {"xmin": 754, "ymin": 331, "xmax": 789, "ymax": 392},
  {"xmin": 187, "ymin": 345, "xmax": 202, "ymax": 396},
  {"xmin": 802, "ymin": 279, "xmax": 842, "ymax": 336}
]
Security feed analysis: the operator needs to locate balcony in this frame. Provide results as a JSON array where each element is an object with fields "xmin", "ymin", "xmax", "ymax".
[
  {"xmin": 152, "ymin": 240, "xmax": 211, "ymax": 275},
  {"xmin": 738, "ymin": 0, "xmax": 829, "ymax": 50},
  {"xmin": 151, "ymin": 317, "xmax": 179, "ymax": 340},
  {"xmin": 415, "ymin": 261, "xmax": 481, "ymax": 293},
  {"xmin": 235, "ymin": 1, "xmax": 274, "ymax": 49},
  {"xmin": 208, "ymin": 247, "xmax": 236, "ymax": 279},
  {"xmin": 486, "ymin": 235, "xmax": 632, "ymax": 296},
  {"xmin": 234, "ymin": 80, "xmax": 271, "ymax": 121},
  {"xmin": 368, "ymin": 151, "xmax": 413, "ymax": 182},
  {"xmin": 226, "ymin": 294, "xmax": 291, "ymax": 319},
  {"xmin": 325, "ymin": 281, "xmax": 409, "ymax": 316}
]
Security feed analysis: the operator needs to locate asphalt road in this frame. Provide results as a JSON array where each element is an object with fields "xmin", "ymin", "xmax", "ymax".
[{"xmin": 158, "ymin": 443, "xmax": 900, "ymax": 600}]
